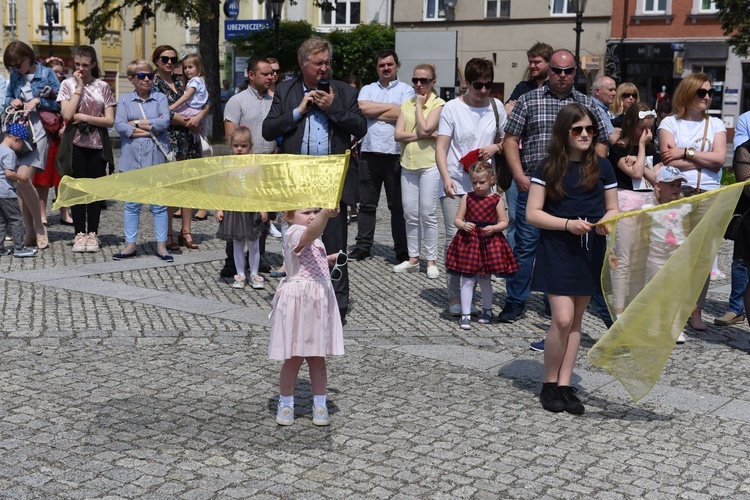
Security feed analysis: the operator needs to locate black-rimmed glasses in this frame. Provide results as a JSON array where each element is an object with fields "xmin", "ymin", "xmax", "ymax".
[
  {"xmin": 696, "ymin": 88, "xmax": 715, "ymax": 99},
  {"xmin": 622, "ymin": 92, "xmax": 638, "ymax": 99},
  {"xmin": 550, "ymin": 66, "xmax": 576, "ymax": 75},
  {"xmin": 330, "ymin": 251, "xmax": 348, "ymax": 281},
  {"xmin": 160, "ymin": 56, "xmax": 179, "ymax": 64}
]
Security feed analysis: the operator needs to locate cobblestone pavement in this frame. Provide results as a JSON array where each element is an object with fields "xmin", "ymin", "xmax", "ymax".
[{"xmin": 0, "ymin": 150, "xmax": 749, "ymax": 498}]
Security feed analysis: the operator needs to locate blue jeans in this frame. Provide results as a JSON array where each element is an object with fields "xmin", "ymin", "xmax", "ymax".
[
  {"xmin": 505, "ymin": 180, "xmax": 518, "ymax": 250},
  {"xmin": 505, "ymin": 190, "xmax": 540, "ymax": 306},
  {"xmin": 124, "ymin": 202, "xmax": 168, "ymax": 243},
  {"xmin": 729, "ymin": 259, "xmax": 749, "ymax": 315}
]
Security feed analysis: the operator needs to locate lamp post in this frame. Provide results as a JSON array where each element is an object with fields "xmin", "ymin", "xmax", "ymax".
[
  {"xmin": 44, "ymin": 0, "xmax": 57, "ymax": 57},
  {"xmin": 270, "ymin": 0, "xmax": 284, "ymax": 61},
  {"xmin": 572, "ymin": 0, "xmax": 588, "ymax": 93}
]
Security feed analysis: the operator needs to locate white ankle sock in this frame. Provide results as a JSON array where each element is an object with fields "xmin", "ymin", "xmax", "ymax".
[
  {"xmin": 313, "ymin": 394, "xmax": 326, "ymax": 406},
  {"xmin": 280, "ymin": 395, "xmax": 294, "ymax": 407}
]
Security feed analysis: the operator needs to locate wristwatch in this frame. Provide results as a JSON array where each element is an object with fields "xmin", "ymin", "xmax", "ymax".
[
  {"xmin": 134, "ymin": 120, "xmax": 140, "ymax": 128},
  {"xmin": 685, "ymin": 148, "xmax": 695, "ymax": 160}
]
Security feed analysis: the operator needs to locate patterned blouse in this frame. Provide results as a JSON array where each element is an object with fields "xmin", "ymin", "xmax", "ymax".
[{"xmin": 152, "ymin": 74, "xmax": 201, "ymax": 161}]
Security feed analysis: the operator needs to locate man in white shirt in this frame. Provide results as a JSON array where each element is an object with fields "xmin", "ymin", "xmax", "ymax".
[{"xmin": 350, "ymin": 50, "xmax": 415, "ymax": 261}]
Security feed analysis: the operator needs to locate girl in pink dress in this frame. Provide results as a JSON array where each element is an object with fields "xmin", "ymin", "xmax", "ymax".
[{"xmin": 269, "ymin": 207, "xmax": 345, "ymax": 426}]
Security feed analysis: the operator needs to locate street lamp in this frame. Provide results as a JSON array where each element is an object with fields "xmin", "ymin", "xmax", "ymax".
[
  {"xmin": 572, "ymin": 0, "xmax": 588, "ymax": 93},
  {"xmin": 269, "ymin": 0, "xmax": 284, "ymax": 61},
  {"xmin": 44, "ymin": 0, "xmax": 57, "ymax": 57}
]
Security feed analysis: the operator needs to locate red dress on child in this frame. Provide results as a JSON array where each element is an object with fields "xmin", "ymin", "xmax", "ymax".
[{"xmin": 445, "ymin": 192, "xmax": 518, "ymax": 275}]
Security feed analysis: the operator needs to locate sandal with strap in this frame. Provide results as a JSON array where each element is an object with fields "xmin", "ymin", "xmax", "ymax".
[
  {"xmin": 178, "ymin": 231, "xmax": 199, "ymax": 250},
  {"xmin": 166, "ymin": 234, "xmax": 180, "ymax": 252}
]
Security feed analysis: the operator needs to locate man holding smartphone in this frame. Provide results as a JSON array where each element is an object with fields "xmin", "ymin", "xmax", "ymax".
[{"xmin": 263, "ymin": 37, "xmax": 366, "ymax": 322}]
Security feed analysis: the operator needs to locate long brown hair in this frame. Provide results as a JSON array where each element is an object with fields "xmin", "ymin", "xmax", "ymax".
[
  {"xmin": 619, "ymin": 102, "xmax": 654, "ymax": 146},
  {"xmin": 541, "ymin": 103, "xmax": 600, "ymax": 201}
]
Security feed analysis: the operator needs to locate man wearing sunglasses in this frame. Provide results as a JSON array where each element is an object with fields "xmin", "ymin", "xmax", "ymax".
[
  {"xmin": 263, "ymin": 37, "xmax": 366, "ymax": 322},
  {"xmin": 499, "ymin": 49, "xmax": 610, "ymax": 324},
  {"xmin": 349, "ymin": 49, "xmax": 415, "ymax": 263}
]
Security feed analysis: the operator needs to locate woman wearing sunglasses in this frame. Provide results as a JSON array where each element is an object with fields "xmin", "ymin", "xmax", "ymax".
[
  {"xmin": 393, "ymin": 64, "xmax": 445, "ymax": 278},
  {"xmin": 112, "ymin": 60, "xmax": 173, "ymax": 262},
  {"xmin": 151, "ymin": 45, "xmax": 209, "ymax": 251},
  {"xmin": 658, "ymin": 72, "xmax": 727, "ymax": 331},
  {"xmin": 3, "ymin": 40, "xmax": 61, "ymax": 250},
  {"xmin": 609, "ymin": 83, "xmax": 639, "ymax": 129}
]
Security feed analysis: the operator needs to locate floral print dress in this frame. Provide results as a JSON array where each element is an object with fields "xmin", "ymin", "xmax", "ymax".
[{"xmin": 152, "ymin": 75, "xmax": 201, "ymax": 161}]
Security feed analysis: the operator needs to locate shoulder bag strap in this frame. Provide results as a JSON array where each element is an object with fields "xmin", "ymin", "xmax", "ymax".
[
  {"xmin": 136, "ymin": 101, "xmax": 171, "ymax": 159},
  {"xmin": 488, "ymin": 98, "xmax": 501, "ymax": 143},
  {"xmin": 695, "ymin": 116, "xmax": 711, "ymax": 192}
]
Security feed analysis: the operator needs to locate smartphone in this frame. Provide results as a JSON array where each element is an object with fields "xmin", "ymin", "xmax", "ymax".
[{"xmin": 317, "ymin": 79, "xmax": 330, "ymax": 94}]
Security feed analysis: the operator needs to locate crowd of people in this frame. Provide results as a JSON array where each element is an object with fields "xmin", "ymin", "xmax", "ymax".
[{"xmin": 0, "ymin": 36, "xmax": 741, "ymax": 423}]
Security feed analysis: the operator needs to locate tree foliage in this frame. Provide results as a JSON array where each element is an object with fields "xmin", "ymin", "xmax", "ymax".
[
  {"xmin": 234, "ymin": 21, "xmax": 395, "ymax": 84},
  {"xmin": 717, "ymin": 0, "xmax": 750, "ymax": 57}
]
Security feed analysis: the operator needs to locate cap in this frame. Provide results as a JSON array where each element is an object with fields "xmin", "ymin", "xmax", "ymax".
[
  {"xmin": 5, "ymin": 123, "xmax": 33, "ymax": 152},
  {"xmin": 655, "ymin": 165, "xmax": 687, "ymax": 184}
]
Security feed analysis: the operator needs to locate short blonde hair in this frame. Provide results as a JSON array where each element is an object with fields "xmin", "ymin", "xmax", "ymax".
[{"xmin": 126, "ymin": 59, "xmax": 153, "ymax": 77}]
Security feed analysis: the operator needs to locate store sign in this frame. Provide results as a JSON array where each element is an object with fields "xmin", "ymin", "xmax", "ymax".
[
  {"xmin": 581, "ymin": 56, "xmax": 601, "ymax": 70},
  {"xmin": 223, "ymin": 0, "xmax": 240, "ymax": 19},
  {"xmin": 224, "ymin": 20, "xmax": 271, "ymax": 40}
]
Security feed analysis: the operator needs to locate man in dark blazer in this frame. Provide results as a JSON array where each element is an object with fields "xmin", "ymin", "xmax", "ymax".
[{"xmin": 262, "ymin": 36, "xmax": 367, "ymax": 322}]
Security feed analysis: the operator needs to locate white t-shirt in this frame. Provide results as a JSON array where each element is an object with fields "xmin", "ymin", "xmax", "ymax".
[
  {"xmin": 437, "ymin": 97, "xmax": 505, "ymax": 196},
  {"xmin": 658, "ymin": 115, "xmax": 726, "ymax": 191},
  {"xmin": 186, "ymin": 77, "xmax": 209, "ymax": 108}
]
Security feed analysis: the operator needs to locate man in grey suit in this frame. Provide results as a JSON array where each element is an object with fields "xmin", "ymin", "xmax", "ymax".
[{"xmin": 262, "ymin": 37, "xmax": 367, "ymax": 322}]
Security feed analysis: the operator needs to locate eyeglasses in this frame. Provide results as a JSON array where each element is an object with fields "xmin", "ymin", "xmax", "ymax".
[
  {"xmin": 134, "ymin": 72, "xmax": 154, "ymax": 80},
  {"xmin": 271, "ymin": 69, "xmax": 280, "ymax": 74},
  {"xmin": 412, "ymin": 77, "xmax": 433, "ymax": 85},
  {"xmin": 160, "ymin": 56, "xmax": 179, "ymax": 64},
  {"xmin": 471, "ymin": 81, "xmax": 493, "ymax": 90},
  {"xmin": 570, "ymin": 125, "xmax": 597, "ymax": 136},
  {"xmin": 696, "ymin": 88, "xmax": 715, "ymax": 99},
  {"xmin": 549, "ymin": 66, "xmax": 576, "ymax": 76},
  {"xmin": 622, "ymin": 92, "xmax": 638, "ymax": 99},
  {"xmin": 8, "ymin": 62, "xmax": 23, "ymax": 71},
  {"xmin": 330, "ymin": 251, "xmax": 348, "ymax": 281}
]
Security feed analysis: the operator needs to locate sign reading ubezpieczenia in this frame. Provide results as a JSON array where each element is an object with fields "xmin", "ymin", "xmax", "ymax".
[{"xmin": 224, "ymin": 20, "xmax": 272, "ymax": 40}]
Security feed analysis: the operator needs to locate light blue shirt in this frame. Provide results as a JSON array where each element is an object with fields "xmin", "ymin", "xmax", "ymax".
[
  {"xmin": 735, "ymin": 111, "xmax": 750, "ymax": 150},
  {"xmin": 292, "ymin": 85, "xmax": 330, "ymax": 156},
  {"xmin": 0, "ymin": 76, "xmax": 7, "ymax": 107},
  {"xmin": 114, "ymin": 90, "xmax": 170, "ymax": 172},
  {"xmin": 593, "ymin": 97, "xmax": 616, "ymax": 137},
  {"xmin": 358, "ymin": 79, "xmax": 415, "ymax": 154}
]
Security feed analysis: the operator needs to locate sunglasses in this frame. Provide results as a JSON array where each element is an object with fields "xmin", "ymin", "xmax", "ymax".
[
  {"xmin": 570, "ymin": 125, "xmax": 597, "ymax": 137},
  {"xmin": 330, "ymin": 251, "xmax": 348, "ymax": 281},
  {"xmin": 471, "ymin": 81, "xmax": 493, "ymax": 90},
  {"xmin": 622, "ymin": 92, "xmax": 638, "ymax": 99},
  {"xmin": 271, "ymin": 69, "xmax": 280, "ymax": 74},
  {"xmin": 696, "ymin": 88, "xmax": 715, "ymax": 99},
  {"xmin": 8, "ymin": 62, "xmax": 23, "ymax": 71},
  {"xmin": 549, "ymin": 66, "xmax": 576, "ymax": 75},
  {"xmin": 412, "ymin": 77, "xmax": 433, "ymax": 85},
  {"xmin": 135, "ymin": 72, "xmax": 154, "ymax": 80},
  {"xmin": 159, "ymin": 56, "xmax": 179, "ymax": 64}
]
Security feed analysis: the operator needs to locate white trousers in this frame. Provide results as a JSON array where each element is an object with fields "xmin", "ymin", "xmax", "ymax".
[{"xmin": 401, "ymin": 166, "xmax": 440, "ymax": 261}]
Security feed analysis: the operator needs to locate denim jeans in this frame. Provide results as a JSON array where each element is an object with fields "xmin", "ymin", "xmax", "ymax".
[
  {"xmin": 124, "ymin": 202, "xmax": 168, "ymax": 243},
  {"xmin": 504, "ymin": 180, "xmax": 518, "ymax": 250},
  {"xmin": 729, "ymin": 259, "xmax": 749, "ymax": 314},
  {"xmin": 505, "ymin": 190, "xmax": 540, "ymax": 306}
]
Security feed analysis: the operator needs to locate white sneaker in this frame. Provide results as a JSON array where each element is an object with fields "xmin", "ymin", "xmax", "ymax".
[
  {"xmin": 85, "ymin": 232, "xmax": 100, "ymax": 252},
  {"xmin": 393, "ymin": 260, "xmax": 419, "ymax": 273},
  {"xmin": 710, "ymin": 270, "xmax": 727, "ymax": 281},
  {"xmin": 426, "ymin": 265, "xmax": 439, "ymax": 279},
  {"xmin": 231, "ymin": 275, "xmax": 246, "ymax": 289},
  {"xmin": 677, "ymin": 331, "xmax": 687, "ymax": 344},
  {"xmin": 72, "ymin": 232, "xmax": 87, "ymax": 252},
  {"xmin": 276, "ymin": 405, "xmax": 294, "ymax": 426},
  {"xmin": 250, "ymin": 274, "xmax": 265, "ymax": 289},
  {"xmin": 312, "ymin": 404, "xmax": 330, "ymax": 426},
  {"xmin": 268, "ymin": 223, "xmax": 282, "ymax": 238}
]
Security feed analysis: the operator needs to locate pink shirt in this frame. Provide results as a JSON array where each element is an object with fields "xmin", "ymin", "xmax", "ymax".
[{"xmin": 57, "ymin": 78, "xmax": 116, "ymax": 149}]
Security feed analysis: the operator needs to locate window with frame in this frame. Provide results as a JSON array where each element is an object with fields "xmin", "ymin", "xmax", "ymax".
[
  {"xmin": 487, "ymin": 0, "xmax": 511, "ymax": 18},
  {"xmin": 321, "ymin": 0, "xmax": 360, "ymax": 26},
  {"xmin": 551, "ymin": 0, "xmax": 574, "ymax": 15},
  {"xmin": 7, "ymin": 0, "xmax": 16, "ymax": 27},
  {"xmin": 425, "ymin": 0, "xmax": 446, "ymax": 20},
  {"xmin": 695, "ymin": 0, "xmax": 717, "ymax": 12},
  {"xmin": 643, "ymin": 0, "xmax": 668, "ymax": 13}
]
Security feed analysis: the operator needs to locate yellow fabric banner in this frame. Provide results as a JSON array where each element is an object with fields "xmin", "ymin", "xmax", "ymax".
[
  {"xmin": 589, "ymin": 181, "xmax": 746, "ymax": 401},
  {"xmin": 52, "ymin": 153, "xmax": 350, "ymax": 212}
]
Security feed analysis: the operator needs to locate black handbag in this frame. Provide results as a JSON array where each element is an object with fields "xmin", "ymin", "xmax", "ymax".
[
  {"xmin": 489, "ymin": 98, "xmax": 512, "ymax": 191},
  {"xmin": 725, "ymin": 207, "xmax": 750, "ymax": 241}
]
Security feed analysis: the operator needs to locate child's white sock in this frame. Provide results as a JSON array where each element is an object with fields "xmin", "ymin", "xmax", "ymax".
[
  {"xmin": 313, "ymin": 394, "xmax": 327, "ymax": 407},
  {"xmin": 279, "ymin": 395, "xmax": 294, "ymax": 408}
]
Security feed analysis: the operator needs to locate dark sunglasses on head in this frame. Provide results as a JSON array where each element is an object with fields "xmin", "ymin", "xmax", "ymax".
[
  {"xmin": 622, "ymin": 92, "xmax": 638, "ymax": 99},
  {"xmin": 570, "ymin": 125, "xmax": 597, "ymax": 137},
  {"xmin": 159, "ymin": 56, "xmax": 179, "ymax": 64},
  {"xmin": 549, "ymin": 66, "xmax": 576, "ymax": 75},
  {"xmin": 696, "ymin": 88, "xmax": 715, "ymax": 99},
  {"xmin": 135, "ymin": 72, "xmax": 154, "ymax": 80},
  {"xmin": 412, "ymin": 77, "xmax": 433, "ymax": 85},
  {"xmin": 471, "ymin": 81, "xmax": 493, "ymax": 90}
]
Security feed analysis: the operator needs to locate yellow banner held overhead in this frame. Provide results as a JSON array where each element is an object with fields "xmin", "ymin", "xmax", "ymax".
[
  {"xmin": 52, "ymin": 152, "xmax": 351, "ymax": 212},
  {"xmin": 589, "ymin": 181, "xmax": 747, "ymax": 401}
]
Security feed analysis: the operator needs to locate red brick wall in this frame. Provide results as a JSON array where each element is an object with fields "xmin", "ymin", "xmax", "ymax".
[{"xmin": 611, "ymin": 0, "xmax": 724, "ymax": 40}]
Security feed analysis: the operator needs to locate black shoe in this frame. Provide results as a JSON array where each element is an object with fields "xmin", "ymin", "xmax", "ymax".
[
  {"xmin": 558, "ymin": 386, "xmax": 585, "ymax": 415},
  {"xmin": 543, "ymin": 302, "xmax": 551, "ymax": 318},
  {"xmin": 349, "ymin": 247, "xmax": 371, "ymax": 261},
  {"xmin": 499, "ymin": 302, "xmax": 525, "ymax": 323},
  {"xmin": 258, "ymin": 262, "xmax": 272, "ymax": 273},
  {"xmin": 539, "ymin": 383, "xmax": 565, "ymax": 412},
  {"xmin": 219, "ymin": 266, "xmax": 236, "ymax": 278}
]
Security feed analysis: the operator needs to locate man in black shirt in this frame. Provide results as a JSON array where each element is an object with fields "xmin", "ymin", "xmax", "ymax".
[{"xmin": 505, "ymin": 42, "xmax": 553, "ymax": 116}]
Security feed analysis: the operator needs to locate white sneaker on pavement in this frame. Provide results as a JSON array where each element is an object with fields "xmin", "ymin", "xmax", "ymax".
[
  {"xmin": 85, "ymin": 232, "xmax": 100, "ymax": 252},
  {"xmin": 312, "ymin": 404, "xmax": 330, "ymax": 426},
  {"xmin": 72, "ymin": 232, "xmax": 87, "ymax": 253},
  {"xmin": 393, "ymin": 261, "xmax": 419, "ymax": 273}
]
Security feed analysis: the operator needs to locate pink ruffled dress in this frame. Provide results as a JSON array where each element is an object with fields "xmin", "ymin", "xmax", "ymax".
[{"xmin": 268, "ymin": 224, "xmax": 345, "ymax": 360}]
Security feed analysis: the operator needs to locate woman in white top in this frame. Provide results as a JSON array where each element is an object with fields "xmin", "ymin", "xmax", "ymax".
[{"xmin": 658, "ymin": 72, "xmax": 727, "ymax": 331}]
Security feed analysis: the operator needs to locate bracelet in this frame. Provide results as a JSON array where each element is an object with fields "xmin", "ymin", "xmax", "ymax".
[{"xmin": 564, "ymin": 219, "xmax": 569, "ymax": 232}]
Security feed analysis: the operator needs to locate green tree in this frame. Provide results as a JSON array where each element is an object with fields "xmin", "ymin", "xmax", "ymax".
[
  {"xmin": 232, "ymin": 21, "xmax": 317, "ymax": 72},
  {"xmin": 717, "ymin": 0, "xmax": 750, "ymax": 56}
]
